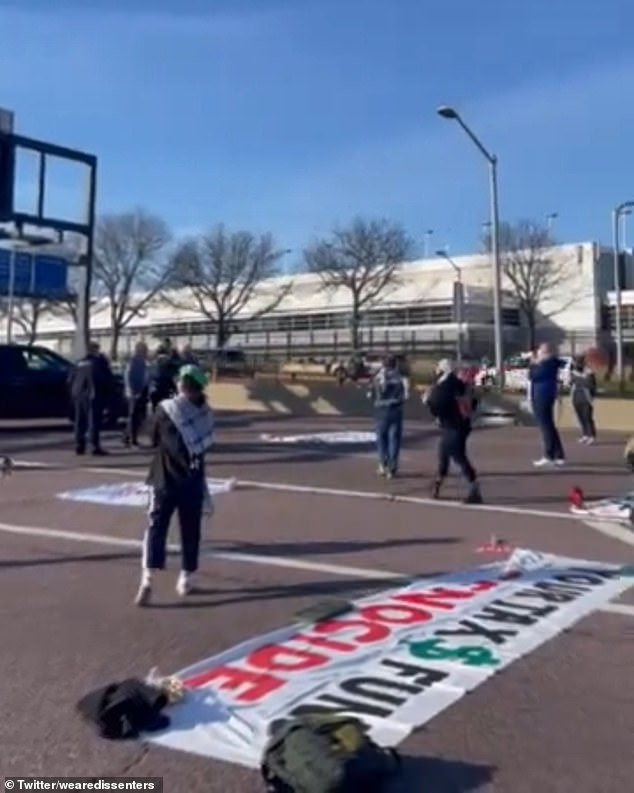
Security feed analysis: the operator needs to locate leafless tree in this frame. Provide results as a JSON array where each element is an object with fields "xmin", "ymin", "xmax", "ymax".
[
  {"xmin": 93, "ymin": 209, "xmax": 172, "ymax": 358},
  {"xmin": 167, "ymin": 225, "xmax": 291, "ymax": 350},
  {"xmin": 11, "ymin": 297, "xmax": 49, "ymax": 344},
  {"xmin": 483, "ymin": 219, "xmax": 578, "ymax": 349},
  {"xmin": 304, "ymin": 217, "xmax": 413, "ymax": 351}
]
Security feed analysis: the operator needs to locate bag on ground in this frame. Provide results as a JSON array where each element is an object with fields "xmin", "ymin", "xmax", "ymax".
[{"xmin": 260, "ymin": 713, "xmax": 401, "ymax": 793}]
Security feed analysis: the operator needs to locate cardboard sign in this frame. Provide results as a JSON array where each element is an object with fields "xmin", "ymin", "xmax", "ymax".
[{"xmin": 145, "ymin": 550, "xmax": 630, "ymax": 768}]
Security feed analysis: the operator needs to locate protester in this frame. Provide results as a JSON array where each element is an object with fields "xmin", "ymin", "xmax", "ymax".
[
  {"xmin": 529, "ymin": 342, "xmax": 566, "ymax": 467},
  {"xmin": 123, "ymin": 341, "xmax": 149, "ymax": 447},
  {"xmin": 424, "ymin": 358, "xmax": 482, "ymax": 504},
  {"xmin": 180, "ymin": 344, "xmax": 198, "ymax": 364},
  {"xmin": 68, "ymin": 341, "xmax": 115, "ymax": 456},
  {"xmin": 570, "ymin": 354, "xmax": 597, "ymax": 444},
  {"xmin": 368, "ymin": 354, "xmax": 408, "ymax": 478},
  {"xmin": 148, "ymin": 344, "xmax": 178, "ymax": 414},
  {"xmin": 135, "ymin": 364, "xmax": 215, "ymax": 606}
]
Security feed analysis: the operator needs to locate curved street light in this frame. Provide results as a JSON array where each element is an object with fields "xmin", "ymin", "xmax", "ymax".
[{"xmin": 436, "ymin": 105, "xmax": 503, "ymax": 387}]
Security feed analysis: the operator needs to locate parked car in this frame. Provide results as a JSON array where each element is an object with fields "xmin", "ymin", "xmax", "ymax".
[{"xmin": 0, "ymin": 344, "xmax": 127, "ymax": 423}]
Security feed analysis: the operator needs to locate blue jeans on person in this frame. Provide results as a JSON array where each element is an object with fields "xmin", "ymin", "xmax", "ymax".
[
  {"xmin": 533, "ymin": 398, "xmax": 565, "ymax": 460},
  {"xmin": 376, "ymin": 407, "xmax": 403, "ymax": 474},
  {"xmin": 74, "ymin": 396, "xmax": 104, "ymax": 452}
]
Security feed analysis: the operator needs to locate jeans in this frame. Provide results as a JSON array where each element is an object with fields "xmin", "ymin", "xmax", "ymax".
[
  {"xmin": 124, "ymin": 394, "xmax": 147, "ymax": 444},
  {"xmin": 533, "ymin": 398, "xmax": 565, "ymax": 460},
  {"xmin": 437, "ymin": 425, "xmax": 476, "ymax": 483},
  {"xmin": 74, "ymin": 397, "xmax": 104, "ymax": 451},
  {"xmin": 573, "ymin": 400, "xmax": 596, "ymax": 438},
  {"xmin": 376, "ymin": 408, "xmax": 403, "ymax": 473},
  {"xmin": 143, "ymin": 477, "xmax": 205, "ymax": 573}
]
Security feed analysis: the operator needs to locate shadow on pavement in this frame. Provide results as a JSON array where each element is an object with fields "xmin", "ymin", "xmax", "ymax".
[
  {"xmin": 0, "ymin": 550, "xmax": 139, "ymax": 569},
  {"xmin": 222, "ymin": 536, "xmax": 459, "ymax": 557},
  {"xmin": 391, "ymin": 754, "xmax": 496, "ymax": 792}
]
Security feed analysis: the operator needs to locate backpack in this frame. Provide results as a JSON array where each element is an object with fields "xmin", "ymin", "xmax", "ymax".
[
  {"xmin": 76, "ymin": 678, "xmax": 169, "ymax": 740},
  {"xmin": 261, "ymin": 713, "xmax": 401, "ymax": 793}
]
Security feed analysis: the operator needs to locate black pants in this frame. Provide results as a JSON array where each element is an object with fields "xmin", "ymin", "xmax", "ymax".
[
  {"xmin": 533, "ymin": 399, "xmax": 565, "ymax": 460},
  {"xmin": 124, "ymin": 394, "xmax": 147, "ymax": 444},
  {"xmin": 574, "ymin": 400, "xmax": 596, "ymax": 438},
  {"xmin": 143, "ymin": 478, "xmax": 205, "ymax": 573},
  {"xmin": 437, "ymin": 425, "xmax": 476, "ymax": 483},
  {"xmin": 74, "ymin": 397, "xmax": 104, "ymax": 452}
]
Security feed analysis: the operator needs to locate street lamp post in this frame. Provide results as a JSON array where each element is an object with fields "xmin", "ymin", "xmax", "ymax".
[
  {"xmin": 612, "ymin": 201, "xmax": 634, "ymax": 383},
  {"xmin": 424, "ymin": 229, "xmax": 434, "ymax": 258},
  {"xmin": 436, "ymin": 249, "xmax": 463, "ymax": 365},
  {"xmin": 437, "ymin": 105, "xmax": 504, "ymax": 387},
  {"xmin": 546, "ymin": 212, "xmax": 558, "ymax": 233}
]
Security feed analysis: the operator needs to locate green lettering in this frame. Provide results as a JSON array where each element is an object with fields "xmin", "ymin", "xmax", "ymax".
[{"xmin": 407, "ymin": 638, "xmax": 499, "ymax": 668}]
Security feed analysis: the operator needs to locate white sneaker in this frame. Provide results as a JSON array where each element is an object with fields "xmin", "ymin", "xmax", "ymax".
[
  {"xmin": 135, "ymin": 583, "xmax": 152, "ymax": 607},
  {"xmin": 578, "ymin": 436, "xmax": 588, "ymax": 443},
  {"xmin": 584, "ymin": 437, "xmax": 595, "ymax": 445},
  {"xmin": 176, "ymin": 574, "xmax": 192, "ymax": 597},
  {"xmin": 533, "ymin": 458, "xmax": 553, "ymax": 468},
  {"xmin": 554, "ymin": 458, "xmax": 566, "ymax": 467}
]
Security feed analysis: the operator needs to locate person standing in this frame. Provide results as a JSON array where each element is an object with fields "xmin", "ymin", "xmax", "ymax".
[
  {"xmin": 570, "ymin": 354, "xmax": 597, "ymax": 444},
  {"xmin": 424, "ymin": 358, "xmax": 482, "ymax": 504},
  {"xmin": 123, "ymin": 341, "xmax": 149, "ymax": 447},
  {"xmin": 68, "ymin": 341, "xmax": 114, "ymax": 456},
  {"xmin": 148, "ymin": 344, "xmax": 178, "ymax": 414},
  {"xmin": 135, "ymin": 364, "xmax": 215, "ymax": 606},
  {"xmin": 369, "ymin": 354, "xmax": 408, "ymax": 479},
  {"xmin": 529, "ymin": 343, "xmax": 566, "ymax": 467}
]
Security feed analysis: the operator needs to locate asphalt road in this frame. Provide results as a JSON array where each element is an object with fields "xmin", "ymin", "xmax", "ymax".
[{"xmin": 2, "ymin": 415, "xmax": 634, "ymax": 792}]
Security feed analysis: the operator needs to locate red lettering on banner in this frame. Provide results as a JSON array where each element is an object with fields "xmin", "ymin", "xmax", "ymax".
[
  {"xmin": 300, "ymin": 634, "xmax": 358, "ymax": 653},
  {"xmin": 248, "ymin": 645, "xmax": 328, "ymax": 673},
  {"xmin": 471, "ymin": 580, "xmax": 497, "ymax": 592},
  {"xmin": 312, "ymin": 618, "xmax": 391, "ymax": 644},
  {"xmin": 393, "ymin": 584, "xmax": 491, "ymax": 611},
  {"xmin": 358, "ymin": 603, "xmax": 432, "ymax": 625},
  {"xmin": 183, "ymin": 665, "xmax": 284, "ymax": 702}
]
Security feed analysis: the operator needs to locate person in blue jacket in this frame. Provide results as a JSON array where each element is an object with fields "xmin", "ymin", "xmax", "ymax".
[{"xmin": 529, "ymin": 342, "xmax": 565, "ymax": 467}]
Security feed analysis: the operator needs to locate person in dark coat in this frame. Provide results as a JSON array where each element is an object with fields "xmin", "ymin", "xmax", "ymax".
[
  {"xmin": 123, "ymin": 341, "xmax": 149, "ymax": 447},
  {"xmin": 529, "ymin": 343, "xmax": 566, "ymax": 467},
  {"xmin": 148, "ymin": 344, "xmax": 178, "ymax": 414},
  {"xmin": 68, "ymin": 341, "xmax": 114, "ymax": 456},
  {"xmin": 569, "ymin": 354, "xmax": 597, "ymax": 444},
  {"xmin": 135, "ymin": 364, "xmax": 215, "ymax": 606},
  {"xmin": 424, "ymin": 358, "xmax": 482, "ymax": 504}
]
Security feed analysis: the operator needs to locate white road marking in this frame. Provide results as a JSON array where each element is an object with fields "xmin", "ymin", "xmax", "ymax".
[
  {"xmin": 19, "ymin": 459, "xmax": 581, "ymax": 522},
  {"xmin": 579, "ymin": 518, "xmax": 634, "ymax": 547},
  {"xmin": 597, "ymin": 602, "xmax": 634, "ymax": 617},
  {"xmin": 0, "ymin": 520, "xmax": 400, "ymax": 580}
]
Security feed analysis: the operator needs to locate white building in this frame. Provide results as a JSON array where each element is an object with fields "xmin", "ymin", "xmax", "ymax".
[{"xmin": 2, "ymin": 241, "xmax": 629, "ymax": 359}]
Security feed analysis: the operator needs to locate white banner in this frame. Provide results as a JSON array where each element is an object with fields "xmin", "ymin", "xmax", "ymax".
[
  {"xmin": 260, "ymin": 431, "xmax": 376, "ymax": 445},
  {"xmin": 145, "ymin": 550, "xmax": 632, "ymax": 768}
]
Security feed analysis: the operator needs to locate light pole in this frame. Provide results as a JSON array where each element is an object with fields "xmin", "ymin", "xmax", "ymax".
[
  {"xmin": 436, "ymin": 249, "xmax": 463, "ymax": 365},
  {"xmin": 546, "ymin": 212, "xmax": 558, "ymax": 234},
  {"xmin": 423, "ymin": 229, "xmax": 434, "ymax": 258},
  {"xmin": 620, "ymin": 208, "xmax": 632, "ymax": 249},
  {"xmin": 612, "ymin": 201, "xmax": 634, "ymax": 383},
  {"xmin": 437, "ymin": 105, "xmax": 504, "ymax": 387}
]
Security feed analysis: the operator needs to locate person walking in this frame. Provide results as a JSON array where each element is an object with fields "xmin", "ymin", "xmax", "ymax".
[
  {"xmin": 424, "ymin": 358, "xmax": 482, "ymax": 504},
  {"xmin": 529, "ymin": 343, "xmax": 566, "ymax": 467},
  {"xmin": 68, "ymin": 341, "xmax": 115, "ymax": 456},
  {"xmin": 570, "ymin": 354, "xmax": 597, "ymax": 444},
  {"xmin": 123, "ymin": 341, "xmax": 149, "ymax": 447},
  {"xmin": 369, "ymin": 354, "xmax": 408, "ymax": 479},
  {"xmin": 135, "ymin": 364, "xmax": 215, "ymax": 606}
]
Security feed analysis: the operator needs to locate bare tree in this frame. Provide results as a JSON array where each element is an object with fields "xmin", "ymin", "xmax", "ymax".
[
  {"xmin": 93, "ymin": 209, "xmax": 172, "ymax": 358},
  {"xmin": 11, "ymin": 297, "xmax": 49, "ymax": 344},
  {"xmin": 304, "ymin": 217, "xmax": 412, "ymax": 351},
  {"xmin": 483, "ymin": 219, "xmax": 578, "ymax": 349},
  {"xmin": 168, "ymin": 225, "xmax": 291, "ymax": 350}
]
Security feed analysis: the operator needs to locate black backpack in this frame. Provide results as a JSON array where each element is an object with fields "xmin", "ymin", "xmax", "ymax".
[
  {"xmin": 76, "ymin": 678, "xmax": 169, "ymax": 740},
  {"xmin": 261, "ymin": 713, "xmax": 401, "ymax": 793}
]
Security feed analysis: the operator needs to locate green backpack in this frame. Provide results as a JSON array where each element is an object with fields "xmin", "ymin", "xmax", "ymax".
[{"xmin": 260, "ymin": 713, "xmax": 401, "ymax": 793}]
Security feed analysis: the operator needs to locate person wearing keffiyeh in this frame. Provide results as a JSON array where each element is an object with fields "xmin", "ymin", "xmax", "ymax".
[{"xmin": 135, "ymin": 364, "xmax": 215, "ymax": 606}]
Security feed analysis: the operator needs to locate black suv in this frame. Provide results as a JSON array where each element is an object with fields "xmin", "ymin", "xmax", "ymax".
[{"xmin": 0, "ymin": 344, "xmax": 127, "ymax": 423}]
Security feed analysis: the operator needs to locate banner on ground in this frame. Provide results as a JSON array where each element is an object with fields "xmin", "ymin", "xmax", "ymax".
[
  {"xmin": 144, "ymin": 549, "xmax": 632, "ymax": 768},
  {"xmin": 570, "ymin": 492, "xmax": 634, "ymax": 525},
  {"xmin": 260, "ymin": 431, "xmax": 376, "ymax": 445},
  {"xmin": 57, "ymin": 478, "xmax": 236, "ymax": 508}
]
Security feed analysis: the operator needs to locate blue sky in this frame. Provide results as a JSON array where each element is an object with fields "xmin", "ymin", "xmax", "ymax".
[{"xmin": 2, "ymin": 0, "xmax": 634, "ymax": 264}]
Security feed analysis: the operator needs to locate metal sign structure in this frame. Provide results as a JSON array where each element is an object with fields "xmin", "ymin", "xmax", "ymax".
[{"xmin": 0, "ymin": 107, "xmax": 97, "ymax": 357}]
